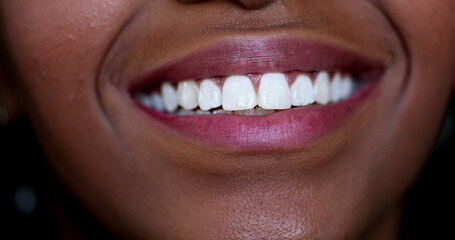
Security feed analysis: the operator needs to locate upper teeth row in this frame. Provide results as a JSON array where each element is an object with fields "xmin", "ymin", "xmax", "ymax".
[{"xmin": 136, "ymin": 71, "xmax": 354, "ymax": 113}]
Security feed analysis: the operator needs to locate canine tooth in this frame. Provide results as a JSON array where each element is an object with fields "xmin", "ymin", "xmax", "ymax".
[
  {"xmin": 161, "ymin": 82, "xmax": 178, "ymax": 112},
  {"xmin": 330, "ymin": 73, "xmax": 343, "ymax": 102},
  {"xmin": 257, "ymin": 73, "xmax": 292, "ymax": 109},
  {"xmin": 222, "ymin": 75, "xmax": 257, "ymax": 111},
  {"xmin": 314, "ymin": 72, "xmax": 330, "ymax": 105},
  {"xmin": 341, "ymin": 75, "xmax": 354, "ymax": 99},
  {"xmin": 291, "ymin": 75, "xmax": 315, "ymax": 106},
  {"xmin": 177, "ymin": 80, "xmax": 198, "ymax": 110},
  {"xmin": 198, "ymin": 79, "xmax": 222, "ymax": 111}
]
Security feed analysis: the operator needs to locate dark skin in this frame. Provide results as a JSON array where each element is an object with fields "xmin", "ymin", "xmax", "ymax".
[{"xmin": 1, "ymin": 0, "xmax": 455, "ymax": 239}]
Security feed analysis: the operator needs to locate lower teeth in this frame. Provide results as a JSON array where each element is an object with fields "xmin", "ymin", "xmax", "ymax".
[{"xmin": 175, "ymin": 107, "xmax": 276, "ymax": 116}]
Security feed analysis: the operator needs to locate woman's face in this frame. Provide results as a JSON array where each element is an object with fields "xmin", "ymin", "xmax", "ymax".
[{"xmin": 1, "ymin": 0, "xmax": 454, "ymax": 239}]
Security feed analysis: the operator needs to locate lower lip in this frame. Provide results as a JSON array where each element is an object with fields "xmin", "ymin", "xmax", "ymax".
[{"xmin": 135, "ymin": 82, "xmax": 378, "ymax": 151}]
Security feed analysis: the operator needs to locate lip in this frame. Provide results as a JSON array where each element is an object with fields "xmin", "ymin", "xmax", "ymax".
[
  {"xmin": 129, "ymin": 36, "xmax": 384, "ymax": 90},
  {"xmin": 128, "ymin": 36, "xmax": 385, "ymax": 150}
]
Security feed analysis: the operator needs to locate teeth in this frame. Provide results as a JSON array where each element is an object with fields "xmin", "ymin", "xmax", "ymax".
[
  {"xmin": 257, "ymin": 73, "xmax": 292, "ymax": 109},
  {"xmin": 222, "ymin": 75, "xmax": 257, "ymax": 111},
  {"xmin": 213, "ymin": 109, "xmax": 233, "ymax": 115},
  {"xmin": 291, "ymin": 75, "xmax": 315, "ymax": 106},
  {"xmin": 135, "ymin": 93, "xmax": 154, "ymax": 108},
  {"xmin": 234, "ymin": 109, "xmax": 256, "ymax": 115},
  {"xmin": 139, "ymin": 71, "xmax": 358, "ymax": 115},
  {"xmin": 330, "ymin": 73, "xmax": 343, "ymax": 103},
  {"xmin": 150, "ymin": 93, "xmax": 165, "ymax": 112},
  {"xmin": 253, "ymin": 106, "xmax": 276, "ymax": 115},
  {"xmin": 177, "ymin": 80, "xmax": 198, "ymax": 110},
  {"xmin": 198, "ymin": 79, "xmax": 222, "ymax": 111},
  {"xmin": 314, "ymin": 71, "xmax": 331, "ymax": 105},
  {"xmin": 195, "ymin": 110, "xmax": 211, "ymax": 115},
  {"xmin": 341, "ymin": 75, "xmax": 354, "ymax": 100},
  {"xmin": 177, "ymin": 109, "xmax": 194, "ymax": 116},
  {"xmin": 234, "ymin": 107, "xmax": 276, "ymax": 116},
  {"xmin": 161, "ymin": 82, "xmax": 178, "ymax": 112}
]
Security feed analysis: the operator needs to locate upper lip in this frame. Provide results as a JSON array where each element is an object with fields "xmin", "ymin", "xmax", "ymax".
[{"xmin": 128, "ymin": 35, "xmax": 385, "ymax": 93}]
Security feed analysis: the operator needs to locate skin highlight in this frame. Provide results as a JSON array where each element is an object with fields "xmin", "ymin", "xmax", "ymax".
[{"xmin": 1, "ymin": 0, "xmax": 454, "ymax": 239}]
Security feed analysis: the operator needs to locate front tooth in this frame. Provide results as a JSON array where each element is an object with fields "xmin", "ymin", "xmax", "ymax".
[
  {"xmin": 177, "ymin": 80, "xmax": 198, "ymax": 110},
  {"xmin": 161, "ymin": 82, "xmax": 178, "ymax": 112},
  {"xmin": 314, "ymin": 72, "xmax": 330, "ymax": 105},
  {"xmin": 330, "ymin": 73, "xmax": 343, "ymax": 103},
  {"xmin": 341, "ymin": 75, "xmax": 354, "ymax": 99},
  {"xmin": 198, "ymin": 79, "xmax": 222, "ymax": 111},
  {"xmin": 291, "ymin": 75, "xmax": 315, "ymax": 106},
  {"xmin": 222, "ymin": 75, "xmax": 257, "ymax": 111},
  {"xmin": 257, "ymin": 73, "xmax": 292, "ymax": 109}
]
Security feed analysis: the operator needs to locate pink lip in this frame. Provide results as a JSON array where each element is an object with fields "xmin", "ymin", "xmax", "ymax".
[
  {"xmin": 129, "ymin": 36, "xmax": 385, "ymax": 150},
  {"xmin": 129, "ymin": 36, "xmax": 384, "ymax": 90}
]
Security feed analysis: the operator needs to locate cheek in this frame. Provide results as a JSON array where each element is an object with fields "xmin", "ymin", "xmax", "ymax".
[
  {"xmin": 368, "ymin": 0, "xmax": 455, "ymax": 202},
  {"xmin": 0, "ymin": 0, "xmax": 141, "ymax": 159},
  {"xmin": 379, "ymin": 0, "xmax": 455, "ymax": 89},
  {"xmin": 0, "ymin": 0, "xmax": 142, "ymax": 208},
  {"xmin": 385, "ymin": 0, "xmax": 455, "ymax": 148},
  {"xmin": 1, "ymin": 1, "xmax": 139, "ymax": 105}
]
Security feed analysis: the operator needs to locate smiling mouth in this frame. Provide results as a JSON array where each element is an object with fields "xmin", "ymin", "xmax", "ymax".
[
  {"xmin": 134, "ymin": 70, "xmax": 356, "ymax": 116},
  {"xmin": 128, "ymin": 36, "xmax": 385, "ymax": 150}
]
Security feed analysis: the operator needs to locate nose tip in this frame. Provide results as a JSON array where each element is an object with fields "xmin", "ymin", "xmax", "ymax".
[{"xmin": 178, "ymin": 0, "xmax": 276, "ymax": 10}]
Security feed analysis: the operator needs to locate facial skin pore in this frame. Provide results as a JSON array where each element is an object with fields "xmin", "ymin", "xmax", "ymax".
[{"xmin": 1, "ymin": 0, "xmax": 454, "ymax": 239}]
